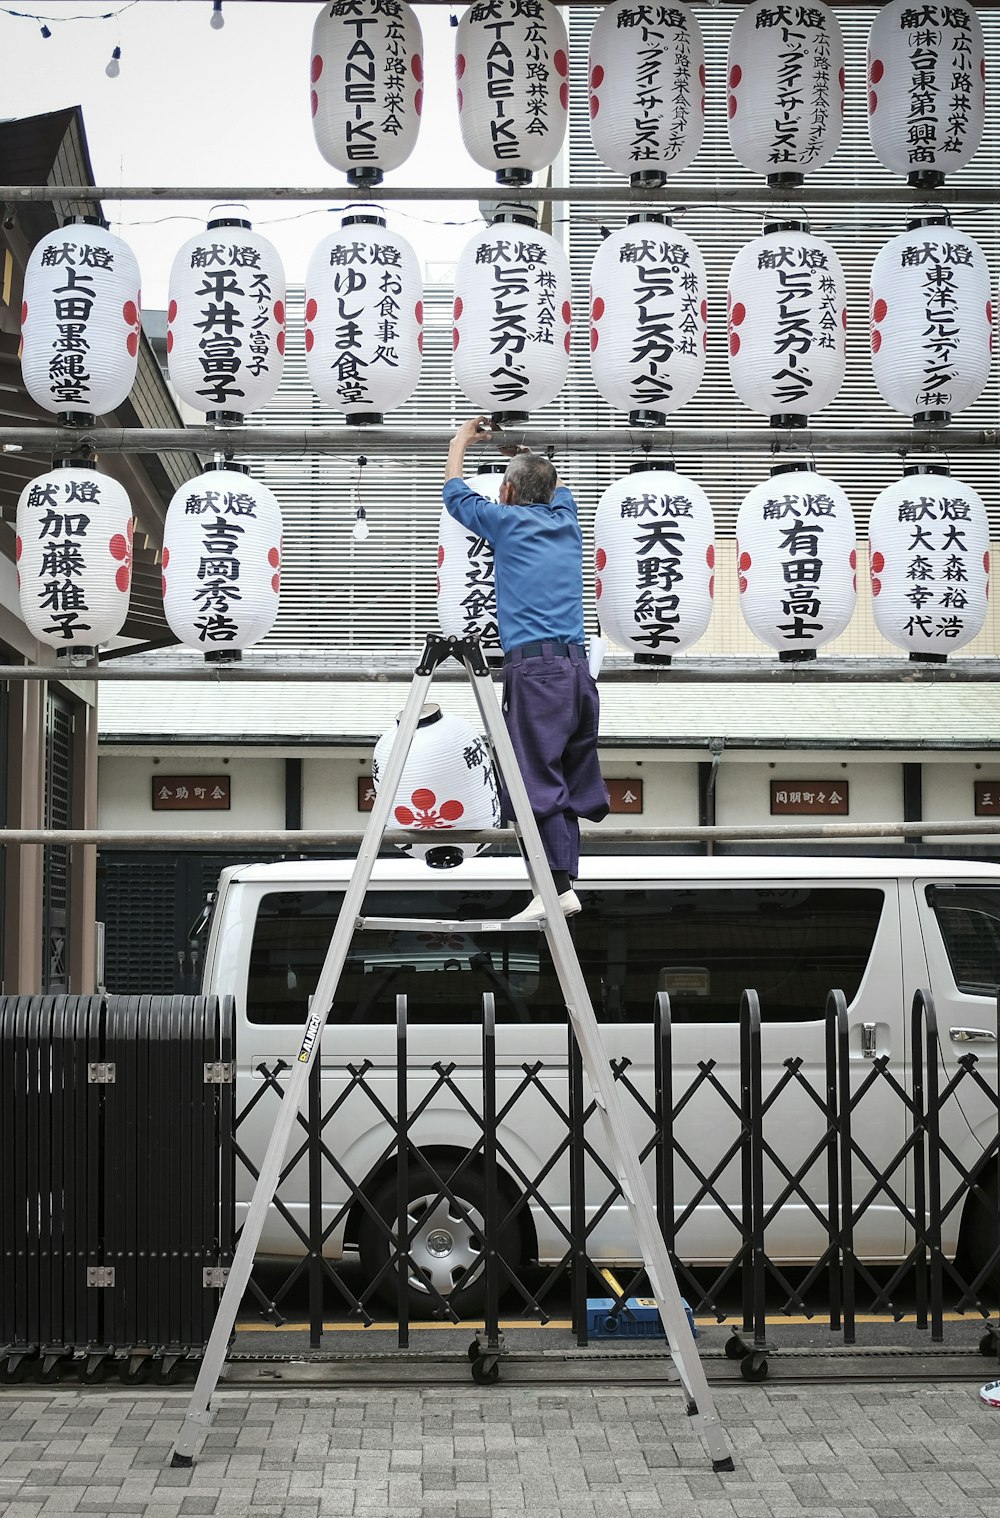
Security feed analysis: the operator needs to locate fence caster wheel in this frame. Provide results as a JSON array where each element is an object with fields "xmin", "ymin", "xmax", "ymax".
[
  {"xmin": 157, "ymin": 1356, "xmax": 186, "ymax": 1385},
  {"xmin": 980, "ymin": 1331, "xmax": 1000, "ymax": 1357},
  {"xmin": 740, "ymin": 1352, "xmax": 769, "ymax": 1383},
  {"xmin": 470, "ymin": 1354, "xmax": 500, "ymax": 1385},
  {"xmin": 468, "ymin": 1340, "xmax": 481, "ymax": 1362},
  {"xmin": 724, "ymin": 1335, "xmax": 747, "ymax": 1361},
  {"xmin": 80, "ymin": 1355, "xmax": 107, "ymax": 1385},
  {"xmin": 120, "ymin": 1356, "xmax": 150, "ymax": 1385},
  {"xmin": 0, "ymin": 1355, "xmax": 30, "ymax": 1384},
  {"xmin": 38, "ymin": 1354, "xmax": 64, "ymax": 1384}
]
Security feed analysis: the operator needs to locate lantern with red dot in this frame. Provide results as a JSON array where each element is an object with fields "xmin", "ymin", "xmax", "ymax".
[
  {"xmin": 589, "ymin": 0, "xmax": 704, "ymax": 187},
  {"xmin": 305, "ymin": 214, "xmax": 423, "ymax": 423},
  {"xmin": 21, "ymin": 216, "xmax": 141, "ymax": 425},
  {"xmin": 727, "ymin": 0, "xmax": 843, "ymax": 186},
  {"xmin": 437, "ymin": 464, "xmax": 503, "ymax": 650},
  {"xmin": 868, "ymin": 0, "xmax": 985, "ymax": 188},
  {"xmin": 16, "ymin": 462, "xmax": 133, "ymax": 651},
  {"xmin": 736, "ymin": 462, "xmax": 856, "ymax": 660},
  {"xmin": 456, "ymin": 0, "xmax": 569, "ymax": 185},
  {"xmin": 310, "ymin": 0, "xmax": 423, "ymax": 187},
  {"xmin": 870, "ymin": 216, "xmax": 992, "ymax": 425},
  {"xmin": 594, "ymin": 464, "xmax": 714, "ymax": 663},
  {"xmin": 590, "ymin": 215, "xmax": 707, "ymax": 427},
  {"xmin": 372, "ymin": 704, "xmax": 501, "ymax": 867},
  {"xmin": 869, "ymin": 464, "xmax": 989, "ymax": 661},
  {"xmin": 167, "ymin": 208, "xmax": 286, "ymax": 425},
  {"xmin": 454, "ymin": 209, "xmax": 571, "ymax": 425},
  {"xmin": 728, "ymin": 220, "xmax": 847, "ymax": 428},
  {"xmin": 161, "ymin": 463, "xmax": 282, "ymax": 661}
]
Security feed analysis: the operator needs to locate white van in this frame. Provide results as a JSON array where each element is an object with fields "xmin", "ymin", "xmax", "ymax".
[{"xmin": 202, "ymin": 853, "xmax": 1000, "ymax": 1309}]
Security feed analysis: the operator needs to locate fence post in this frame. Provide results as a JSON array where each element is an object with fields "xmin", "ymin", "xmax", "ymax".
[
  {"xmin": 395, "ymin": 994, "xmax": 409, "ymax": 1349},
  {"xmin": 568, "ymin": 1015, "xmax": 588, "ymax": 1345},
  {"xmin": 307, "ymin": 1051, "xmax": 323, "ymax": 1350}
]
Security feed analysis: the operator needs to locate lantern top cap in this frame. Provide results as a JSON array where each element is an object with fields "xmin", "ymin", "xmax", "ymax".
[
  {"xmin": 491, "ymin": 207, "xmax": 538, "ymax": 228},
  {"xmin": 401, "ymin": 703, "xmax": 443, "ymax": 728},
  {"xmin": 626, "ymin": 212, "xmax": 671, "ymax": 227},
  {"xmin": 203, "ymin": 460, "xmax": 251, "ymax": 476},
  {"xmin": 903, "ymin": 462, "xmax": 951, "ymax": 478},
  {"xmin": 341, "ymin": 214, "xmax": 387, "ymax": 229},
  {"xmin": 627, "ymin": 461, "xmax": 676, "ymax": 475},
  {"xmin": 63, "ymin": 214, "xmax": 109, "ymax": 231},
  {"xmin": 769, "ymin": 459, "xmax": 814, "ymax": 477},
  {"xmin": 208, "ymin": 201, "xmax": 252, "ymax": 230},
  {"xmin": 762, "ymin": 218, "xmax": 809, "ymax": 236},
  {"xmin": 53, "ymin": 456, "xmax": 96, "ymax": 471},
  {"xmin": 905, "ymin": 211, "xmax": 951, "ymax": 231}
]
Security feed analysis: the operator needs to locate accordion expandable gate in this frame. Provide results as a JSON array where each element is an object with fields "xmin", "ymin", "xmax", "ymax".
[{"xmin": 0, "ymin": 994, "xmax": 234, "ymax": 1382}]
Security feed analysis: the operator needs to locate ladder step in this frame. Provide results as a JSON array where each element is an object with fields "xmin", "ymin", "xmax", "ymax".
[{"xmin": 355, "ymin": 915, "xmax": 544, "ymax": 934}]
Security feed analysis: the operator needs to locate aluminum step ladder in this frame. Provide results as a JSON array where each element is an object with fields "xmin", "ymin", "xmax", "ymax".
[{"xmin": 170, "ymin": 635, "xmax": 734, "ymax": 1472}]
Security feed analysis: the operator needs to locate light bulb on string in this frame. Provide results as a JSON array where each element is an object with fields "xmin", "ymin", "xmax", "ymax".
[
  {"xmin": 210, "ymin": 0, "xmax": 224, "ymax": 29},
  {"xmin": 39, "ymin": 24, "xmax": 51, "ymax": 38},
  {"xmin": 105, "ymin": 45, "xmax": 121, "ymax": 77},
  {"xmin": 352, "ymin": 507, "xmax": 369, "ymax": 542}
]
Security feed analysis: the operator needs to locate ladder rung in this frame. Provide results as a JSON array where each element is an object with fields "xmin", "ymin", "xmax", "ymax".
[{"xmin": 355, "ymin": 915, "xmax": 545, "ymax": 934}]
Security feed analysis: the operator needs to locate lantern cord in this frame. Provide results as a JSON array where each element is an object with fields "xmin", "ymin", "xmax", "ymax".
[
  {"xmin": 0, "ymin": 2, "xmax": 138, "ymax": 27},
  {"xmin": 352, "ymin": 456, "xmax": 370, "ymax": 542}
]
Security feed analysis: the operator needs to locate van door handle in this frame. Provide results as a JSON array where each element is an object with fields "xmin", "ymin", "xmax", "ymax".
[
  {"xmin": 949, "ymin": 1027, "xmax": 998, "ymax": 1044},
  {"xmin": 861, "ymin": 1023, "xmax": 877, "ymax": 1059}
]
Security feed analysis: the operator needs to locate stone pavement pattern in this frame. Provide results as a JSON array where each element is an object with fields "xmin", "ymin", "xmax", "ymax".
[{"xmin": 3, "ymin": 1382, "xmax": 1000, "ymax": 1517}]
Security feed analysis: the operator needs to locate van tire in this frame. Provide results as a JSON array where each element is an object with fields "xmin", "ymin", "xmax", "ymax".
[
  {"xmin": 358, "ymin": 1164, "xmax": 523, "ymax": 1318},
  {"xmin": 959, "ymin": 1172, "xmax": 1000, "ymax": 1302}
]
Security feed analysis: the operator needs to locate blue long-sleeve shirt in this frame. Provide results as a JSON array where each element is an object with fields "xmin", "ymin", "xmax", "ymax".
[{"xmin": 442, "ymin": 477, "xmax": 586, "ymax": 652}]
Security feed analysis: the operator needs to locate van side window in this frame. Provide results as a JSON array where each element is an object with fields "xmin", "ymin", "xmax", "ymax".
[{"xmin": 927, "ymin": 885, "xmax": 1000, "ymax": 995}]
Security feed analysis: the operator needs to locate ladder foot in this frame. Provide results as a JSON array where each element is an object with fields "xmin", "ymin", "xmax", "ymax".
[
  {"xmin": 170, "ymin": 1453, "xmax": 193, "ymax": 1469},
  {"xmin": 685, "ymin": 1400, "xmax": 698, "ymax": 1417},
  {"xmin": 713, "ymin": 1456, "xmax": 736, "ymax": 1473}
]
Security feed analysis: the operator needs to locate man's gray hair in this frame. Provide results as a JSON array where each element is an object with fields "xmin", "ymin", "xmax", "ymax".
[{"xmin": 503, "ymin": 451, "xmax": 557, "ymax": 505}]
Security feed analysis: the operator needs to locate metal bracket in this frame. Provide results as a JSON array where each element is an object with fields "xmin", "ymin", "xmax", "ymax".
[
  {"xmin": 204, "ymin": 1062, "xmax": 234, "ymax": 1084},
  {"xmin": 202, "ymin": 1267, "xmax": 230, "ymax": 1288},
  {"xmin": 87, "ymin": 1062, "xmax": 116, "ymax": 1084},
  {"xmin": 86, "ymin": 1266, "xmax": 115, "ymax": 1288}
]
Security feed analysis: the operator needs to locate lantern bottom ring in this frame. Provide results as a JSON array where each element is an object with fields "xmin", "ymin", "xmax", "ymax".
[
  {"xmin": 56, "ymin": 410, "xmax": 95, "ymax": 430},
  {"xmin": 912, "ymin": 410, "xmax": 951, "ymax": 428},
  {"xmin": 207, "ymin": 410, "xmax": 245, "ymax": 428},
  {"xmin": 495, "ymin": 168, "xmax": 533, "ymax": 186},
  {"xmin": 766, "ymin": 171, "xmax": 805, "ymax": 188},
  {"xmin": 491, "ymin": 410, "xmax": 528, "ymax": 428},
  {"xmin": 347, "ymin": 167, "xmax": 384, "ymax": 188},
  {"xmin": 345, "ymin": 412, "xmax": 383, "ymax": 427},
  {"xmin": 629, "ymin": 170, "xmax": 667, "ymax": 190},
  {"xmin": 909, "ymin": 650, "xmax": 949, "ymax": 665},
  {"xmin": 908, "ymin": 169, "xmax": 946, "ymax": 189},
  {"xmin": 204, "ymin": 648, "xmax": 242, "ymax": 664},
  {"xmin": 769, "ymin": 413, "xmax": 808, "ymax": 430},
  {"xmin": 633, "ymin": 652, "xmax": 672, "ymax": 667},
  {"xmin": 778, "ymin": 648, "xmax": 817, "ymax": 663},
  {"xmin": 629, "ymin": 408, "xmax": 667, "ymax": 430}
]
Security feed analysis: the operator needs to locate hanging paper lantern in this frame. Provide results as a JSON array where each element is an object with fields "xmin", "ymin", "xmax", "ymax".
[
  {"xmin": 868, "ymin": 0, "xmax": 985, "ymax": 187},
  {"xmin": 736, "ymin": 464, "xmax": 856, "ymax": 659},
  {"xmin": 454, "ymin": 212, "xmax": 571, "ymax": 424},
  {"xmin": 162, "ymin": 464, "xmax": 282, "ymax": 659},
  {"xmin": 728, "ymin": 220, "xmax": 847, "ymax": 427},
  {"xmin": 589, "ymin": 0, "xmax": 704, "ymax": 186},
  {"xmin": 21, "ymin": 217, "xmax": 141, "ymax": 423},
  {"xmin": 727, "ymin": 0, "xmax": 843, "ymax": 185},
  {"xmin": 594, "ymin": 465, "xmax": 714, "ymax": 662},
  {"xmin": 869, "ymin": 466, "xmax": 989, "ymax": 660},
  {"xmin": 870, "ymin": 217, "xmax": 992, "ymax": 424},
  {"xmin": 167, "ymin": 210, "xmax": 285, "ymax": 424},
  {"xmin": 456, "ymin": 0, "xmax": 569, "ymax": 185},
  {"xmin": 310, "ymin": 0, "xmax": 423, "ymax": 186},
  {"xmin": 16, "ymin": 464, "xmax": 132, "ymax": 650},
  {"xmin": 590, "ymin": 215, "xmax": 707, "ymax": 426},
  {"xmin": 437, "ymin": 465, "xmax": 503, "ymax": 649},
  {"xmin": 305, "ymin": 215, "xmax": 423, "ymax": 423},
  {"xmin": 372, "ymin": 704, "xmax": 501, "ymax": 867}
]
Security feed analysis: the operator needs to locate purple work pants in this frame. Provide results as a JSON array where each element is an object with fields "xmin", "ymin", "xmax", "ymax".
[{"xmin": 500, "ymin": 643, "xmax": 609, "ymax": 876}]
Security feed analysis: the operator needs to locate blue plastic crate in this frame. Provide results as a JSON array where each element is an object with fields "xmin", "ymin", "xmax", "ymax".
[{"xmin": 587, "ymin": 1294, "xmax": 697, "ymax": 1340}]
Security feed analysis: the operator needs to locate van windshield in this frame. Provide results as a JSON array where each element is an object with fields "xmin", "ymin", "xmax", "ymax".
[
  {"xmin": 927, "ymin": 885, "xmax": 1000, "ymax": 995},
  {"xmin": 246, "ymin": 883, "xmax": 886, "ymax": 1026}
]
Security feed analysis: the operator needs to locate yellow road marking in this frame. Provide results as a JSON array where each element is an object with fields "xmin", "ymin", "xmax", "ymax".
[{"xmin": 237, "ymin": 1312, "xmax": 994, "ymax": 1333}]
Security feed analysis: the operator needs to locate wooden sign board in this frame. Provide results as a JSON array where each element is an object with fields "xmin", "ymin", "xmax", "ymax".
[
  {"xmin": 770, "ymin": 781, "xmax": 848, "ymax": 816},
  {"xmin": 975, "ymin": 782, "xmax": 1000, "ymax": 816},
  {"xmin": 608, "ymin": 779, "xmax": 643, "ymax": 814},
  {"xmin": 358, "ymin": 776, "xmax": 377, "ymax": 812},
  {"xmin": 152, "ymin": 775, "xmax": 231, "ymax": 811}
]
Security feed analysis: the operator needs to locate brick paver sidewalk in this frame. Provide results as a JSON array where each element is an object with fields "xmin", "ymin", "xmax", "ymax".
[{"xmin": 3, "ymin": 1381, "xmax": 1000, "ymax": 1516}]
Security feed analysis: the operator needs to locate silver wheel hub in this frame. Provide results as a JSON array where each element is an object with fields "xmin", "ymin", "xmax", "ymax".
[{"xmin": 403, "ymin": 1193, "xmax": 485, "ymax": 1297}]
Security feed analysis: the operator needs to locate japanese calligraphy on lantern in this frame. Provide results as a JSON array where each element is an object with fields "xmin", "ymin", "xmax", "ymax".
[
  {"xmin": 21, "ymin": 221, "xmax": 141, "ymax": 419},
  {"xmin": 728, "ymin": 226, "xmax": 846, "ymax": 422},
  {"xmin": 456, "ymin": 0, "xmax": 569, "ymax": 182},
  {"xmin": 595, "ymin": 469, "xmax": 715, "ymax": 657},
  {"xmin": 437, "ymin": 469, "xmax": 502, "ymax": 648},
  {"xmin": 311, "ymin": 0, "xmax": 423, "ymax": 182},
  {"xmin": 736, "ymin": 468, "xmax": 856, "ymax": 656},
  {"xmin": 306, "ymin": 219, "xmax": 423, "ymax": 419},
  {"xmin": 152, "ymin": 776, "xmax": 231, "ymax": 811},
  {"xmin": 770, "ymin": 781, "xmax": 848, "ymax": 815},
  {"xmin": 589, "ymin": 1, "xmax": 704, "ymax": 182},
  {"xmin": 727, "ymin": 1, "xmax": 843, "ymax": 182},
  {"xmin": 372, "ymin": 705, "xmax": 500, "ymax": 863},
  {"xmin": 591, "ymin": 222, "xmax": 707, "ymax": 422},
  {"xmin": 167, "ymin": 220, "xmax": 286, "ymax": 420},
  {"xmin": 869, "ymin": 473, "xmax": 989, "ymax": 657}
]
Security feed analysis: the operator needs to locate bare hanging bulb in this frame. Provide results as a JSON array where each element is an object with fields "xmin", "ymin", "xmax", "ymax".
[
  {"xmin": 105, "ymin": 45, "xmax": 121, "ymax": 77},
  {"xmin": 39, "ymin": 23, "xmax": 51, "ymax": 38},
  {"xmin": 352, "ymin": 507, "xmax": 369, "ymax": 542},
  {"xmin": 210, "ymin": 0, "xmax": 225, "ymax": 29}
]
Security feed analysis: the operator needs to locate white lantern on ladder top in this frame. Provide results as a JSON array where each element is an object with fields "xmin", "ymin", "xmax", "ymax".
[
  {"xmin": 590, "ymin": 214, "xmax": 707, "ymax": 428},
  {"xmin": 728, "ymin": 219, "xmax": 847, "ymax": 429},
  {"xmin": 736, "ymin": 462, "xmax": 856, "ymax": 660},
  {"xmin": 21, "ymin": 216, "xmax": 141, "ymax": 426},
  {"xmin": 456, "ymin": 0, "xmax": 569, "ymax": 186},
  {"xmin": 594, "ymin": 464, "xmax": 714, "ymax": 663},
  {"xmin": 868, "ymin": 0, "xmax": 985, "ymax": 188},
  {"xmin": 310, "ymin": 0, "xmax": 424, "ymax": 187},
  {"xmin": 870, "ymin": 214, "xmax": 992, "ymax": 425},
  {"xmin": 16, "ymin": 462, "xmax": 133, "ymax": 652},
  {"xmin": 372, "ymin": 704, "xmax": 501, "ymax": 868},
  {"xmin": 453, "ymin": 207, "xmax": 571, "ymax": 426},
  {"xmin": 167, "ymin": 208, "xmax": 286, "ymax": 425},
  {"xmin": 305, "ymin": 214, "xmax": 423, "ymax": 424},
  {"xmin": 437, "ymin": 465, "xmax": 503, "ymax": 654},
  {"xmin": 727, "ymin": 0, "xmax": 843, "ymax": 186},
  {"xmin": 869, "ymin": 464, "xmax": 989, "ymax": 661},
  {"xmin": 162, "ymin": 462, "xmax": 282, "ymax": 662},
  {"xmin": 588, "ymin": 0, "xmax": 705, "ymax": 187}
]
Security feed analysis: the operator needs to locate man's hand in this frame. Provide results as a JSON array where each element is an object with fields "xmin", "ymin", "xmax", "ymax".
[{"xmin": 445, "ymin": 415, "xmax": 495, "ymax": 482}]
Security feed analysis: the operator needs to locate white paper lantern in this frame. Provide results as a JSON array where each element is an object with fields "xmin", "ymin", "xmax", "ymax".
[
  {"xmin": 437, "ymin": 465, "xmax": 503, "ymax": 649},
  {"xmin": 594, "ymin": 465, "xmax": 714, "ymax": 661},
  {"xmin": 728, "ymin": 221, "xmax": 847, "ymax": 425},
  {"xmin": 305, "ymin": 215, "xmax": 423, "ymax": 422},
  {"xmin": 590, "ymin": 216, "xmax": 707, "ymax": 425},
  {"xmin": 870, "ymin": 217, "xmax": 992, "ymax": 423},
  {"xmin": 16, "ymin": 464, "xmax": 132, "ymax": 650},
  {"xmin": 868, "ymin": 0, "xmax": 985, "ymax": 186},
  {"xmin": 162, "ymin": 465, "xmax": 282, "ymax": 659},
  {"xmin": 167, "ymin": 211, "xmax": 285, "ymax": 423},
  {"xmin": 869, "ymin": 466, "xmax": 989, "ymax": 659},
  {"xmin": 456, "ymin": 0, "xmax": 569, "ymax": 185},
  {"xmin": 727, "ymin": 0, "xmax": 843, "ymax": 184},
  {"xmin": 736, "ymin": 464, "xmax": 856, "ymax": 658},
  {"xmin": 310, "ymin": 0, "xmax": 423, "ymax": 186},
  {"xmin": 589, "ymin": 0, "xmax": 704, "ymax": 186},
  {"xmin": 453, "ymin": 213, "xmax": 571, "ymax": 423},
  {"xmin": 21, "ymin": 217, "xmax": 141, "ymax": 422},
  {"xmin": 372, "ymin": 704, "xmax": 501, "ymax": 867}
]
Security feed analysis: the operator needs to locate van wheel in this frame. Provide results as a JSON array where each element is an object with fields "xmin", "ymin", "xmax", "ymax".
[
  {"xmin": 959, "ymin": 1174, "xmax": 1000, "ymax": 1302},
  {"xmin": 358, "ymin": 1164, "xmax": 523, "ymax": 1318}
]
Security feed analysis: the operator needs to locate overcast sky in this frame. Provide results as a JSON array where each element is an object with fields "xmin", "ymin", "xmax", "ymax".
[{"xmin": 1, "ymin": 0, "xmax": 489, "ymax": 305}]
